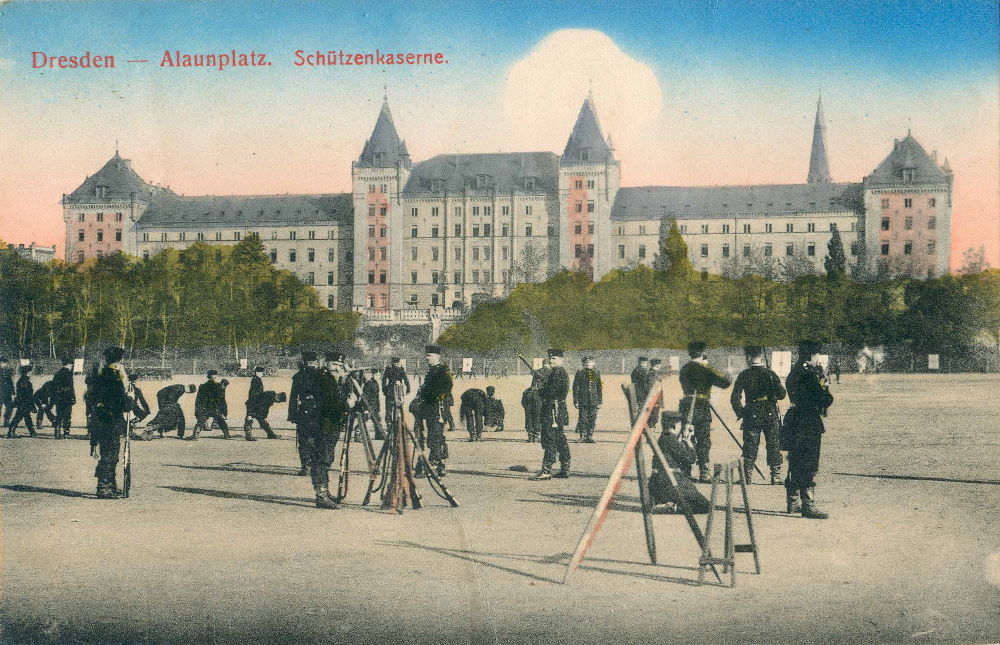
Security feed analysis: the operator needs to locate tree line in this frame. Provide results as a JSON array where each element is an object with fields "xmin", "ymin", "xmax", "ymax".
[
  {"xmin": 0, "ymin": 235, "xmax": 360, "ymax": 359},
  {"xmin": 439, "ymin": 220, "xmax": 1000, "ymax": 352}
]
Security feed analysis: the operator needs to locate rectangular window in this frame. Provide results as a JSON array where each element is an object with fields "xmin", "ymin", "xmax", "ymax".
[
  {"xmin": 618, "ymin": 245, "xmax": 625, "ymax": 259},
  {"xmin": 328, "ymin": 249, "xmax": 335, "ymax": 262},
  {"xmin": 575, "ymin": 223, "xmax": 582, "ymax": 235},
  {"xmin": 197, "ymin": 232, "xmax": 204, "ymax": 241},
  {"xmin": 368, "ymin": 185, "xmax": 375, "ymax": 194},
  {"xmin": 722, "ymin": 224, "xmax": 730, "ymax": 234},
  {"xmin": 368, "ymin": 205, "xmax": 376, "ymax": 217},
  {"xmin": 78, "ymin": 251, "xmax": 85, "ymax": 262},
  {"xmin": 368, "ymin": 225, "xmax": 376, "ymax": 238},
  {"xmin": 587, "ymin": 201, "xmax": 595, "ymax": 213},
  {"xmin": 97, "ymin": 213, "xmax": 104, "ymax": 222},
  {"xmin": 786, "ymin": 223, "xmax": 794, "ymax": 233},
  {"xmin": 502, "ymin": 224, "xmax": 509, "ymax": 237},
  {"xmin": 722, "ymin": 244, "xmax": 730, "ymax": 258},
  {"xmin": 472, "ymin": 270, "xmax": 479, "ymax": 283},
  {"xmin": 368, "ymin": 271, "xmax": 375, "ymax": 284},
  {"xmin": 289, "ymin": 231, "xmax": 297, "ymax": 240},
  {"xmin": 431, "ymin": 207, "xmax": 440, "ymax": 217},
  {"xmin": 786, "ymin": 244, "xmax": 794, "ymax": 257},
  {"xmin": 904, "ymin": 216, "xmax": 913, "ymax": 230},
  {"xmin": 379, "ymin": 226, "xmax": 387, "ymax": 238},
  {"xmin": 289, "ymin": 249, "xmax": 297, "ymax": 262},
  {"xmin": 431, "ymin": 293, "xmax": 439, "ymax": 306},
  {"xmin": 306, "ymin": 272, "xmax": 315, "ymax": 286},
  {"xmin": 327, "ymin": 272, "xmax": 334, "ymax": 285},
  {"xmin": 807, "ymin": 223, "xmax": 815, "ymax": 232},
  {"xmin": 588, "ymin": 222, "xmax": 594, "ymax": 234},
  {"xmin": 928, "ymin": 216, "xmax": 937, "ymax": 230},
  {"xmin": 904, "ymin": 198, "xmax": 913, "ymax": 208},
  {"xmin": 432, "ymin": 247, "xmax": 439, "ymax": 261},
  {"xmin": 575, "ymin": 202, "xmax": 582, "ymax": 213},
  {"xmin": 927, "ymin": 241, "xmax": 936, "ymax": 254},
  {"xmin": 431, "ymin": 226, "xmax": 439, "ymax": 238},
  {"xmin": 502, "ymin": 246, "xmax": 508, "ymax": 260},
  {"xmin": 484, "ymin": 207, "xmax": 492, "ymax": 217},
  {"xmin": 327, "ymin": 295, "xmax": 335, "ymax": 309},
  {"xmin": 830, "ymin": 223, "xmax": 838, "ymax": 232},
  {"xmin": 525, "ymin": 205, "xmax": 532, "ymax": 215},
  {"xmin": 473, "ymin": 247, "xmax": 480, "ymax": 260},
  {"xmin": 368, "ymin": 248, "xmax": 376, "ymax": 261},
  {"xmin": 379, "ymin": 247, "xmax": 387, "ymax": 261},
  {"xmin": 881, "ymin": 243, "xmax": 890, "ymax": 256},
  {"xmin": 700, "ymin": 244, "xmax": 709, "ymax": 257},
  {"xmin": 142, "ymin": 233, "xmax": 149, "ymax": 242},
  {"xmin": 587, "ymin": 179, "xmax": 595, "ymax": 189},
  {"xmin": 271, "ymin": 231, "xmax": 278, "ymax": 240},
  {"xmin": 454, "ymin": 207, "xmax": 462, "ymax": 217},
  {"xmin": 308, "ymin": 249, "xmax": 315, "ymax": 262},
  {"xmin": 270, "ymin": 249, "xmax": 277, "ymax": 263},
  {"xmin": 455, "ymin": 224, "xmax": 462, "ymax": 236},
  {"xmin": 881, "ymin": 217, "xmax": 890, "ymax": 231},
  {"xmin": 308, "ymin": 230, "xmax": 316, "ymax": 240},
  {"xmin": 525, "ymin": 224, "xmax": 533, "ymax": 236},
  {"xmin": 483, "ymin": 224, "xmax": 492, "ymax": 237},
  {"xmin": 764, "ymin": 244, "xmax": 772, "ymax": 257},
  {"xmin": 903, "ymin": 242, "xmax": 913, "ymax": 255},
  {"xmin": 214, "ymin": 231, "xmax": 221, "ymax": 241},
  {"xmin": 587, "ymin": 244, "xmax": 594, "ymax": 258},
  {"xmin": 639, "ymin": 225, "xmax": 646, "ymax": 235},
  {"xmin": 743, "ymin": 223, "xmax": 751, "ymax": 233},
  {"xmin": 807, "ymin": 243, "xmax": 816, "ymax": 257},
  {"xmin": 380, "ymin": 206, "xmax": 387, "ymax": 218},
  {"xmin": 881, "ymin": 198, "xmax": 890, "ymax": 208},
  {"xmin": 484, "ymin": 271, "xmax": 491, "ymax": 282},
  {"xmin": 411, "ymin": 247, "xmax": 418, "ymax": 261},
  {"xmin": 454, "ymin": 271, "xmax": 462, "ymax": 283},
  {"xmin": 638, "ymin": 244, "xmax": 646, "ymax": 259},
  {"xmin": 115, "ymin": 213, "xmax": 122, "ymax": 222},
  {"xmin": 575, "ymin": 244, "xmax": 582, "ymax": 258},
  {"xmin": 574, "ymin": 180, "xmax": 583, "ymax": 189},
  {"xmin": 743, "ymin": 244, "xmax": 751, "ymax": 257},
  {"xmin": 179, "ymin": 232, "xmax": 186, "ymax": 241},
  {"xmin": 502, "ymin": 205, "xmax": 509, "ymax": 216},
  {"xmin": 473, "ymin": 206, "xmax": 480, "ymax": 216},
  {"xmin": 234, "ymin": 232, "xmax": 242, "ymax": 241},
  {"xmin": 454, "ymin": 247, "xmax": 462, "ymax": 260},
  {"xmin": 97, "ymin": 230, "xmax": 104, "ymax": 242},
  {"xmin": 161, "ymin": 232, "xmax": 167, "ymax": 242},
  {"xmin": 680, "ymin": 225, "xmax": 687, "ymax": 234},
  {"xmin": 78, "ymin": 213, "xmax": 85, "ymax": 222},
  {"xmin": 701, "ymin": 224, "xmax": 709, "ymax": 234},
  {"xmin": 765, "ymin": 224, "xmax": 773, "ymax": 233},
  {"xmin": 472, "ymin": 225, "xmax": 480, "ymax": 237},
  {"xmin": 78, "ymin": 230, "xmax": 84, "ymax": 241},
  {"xmin": 411, "ymin": 272, "xmax": 418, "ymax": 284},
  {"xmin": 928, "ymin": 198, "xmax": 936, "ymax": 208},
  {"xmin": 411, "ymin": 207, "xmax": 418, "ymax": 217},
  {"xmin": 484, "ymin": 247, "xmax": 492, "ymax": 260},
  {"xmin": 328, "ymin": 230, "xmax": 335, "ymax": 239},
  {"xmin": 379, "ymin": 270, "xmax": 386, "ymax": 284},
  {"xmin": 409, "ymin": 294, "xmax": 418, "ymax": 305},
  {"xmin": 411, "ymin": 226, "xmax": 418, "ymax": 238}
]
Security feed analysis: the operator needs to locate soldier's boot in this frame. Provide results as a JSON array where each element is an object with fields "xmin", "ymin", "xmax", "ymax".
[
  {"xmin": 297, "ymin": 462, "xmax": 309, "ymax": 476},
  {"xmin": 530, "ymin": 468, "xmax": 553, "ymax": 481},
  {"xmin": 186, "ymin": 427, "xmax": 200, "ymax": 441},
  {"xmin": 244, "ymin": 422, "xmax": 256, "ymax": 441},
  {"xmin": 220, "ymin": 424, "xmax": 231, "ymax": 439},
  {"xmin": 698, "ymin": 463, "xmax": 711, "ymax": 483},
  {"xmin": 243, "ymin": 418, "xmax": 253, "ymax": 433},
  {"xmin": 769, "ymin": 465, "xmax": 782, "ymax": 486},
  {"xmin": 785, "ymin": 489, "xmax": 801, "ymax": 514},
  {"xmin": 96, "ymin": 475, "xmax": 119, "ymax": 499},
  {"xmin": 261, "ymin": 422, "xmax": 278, "ymax": 439},
  {"xmin": 800, "ymin": 487, "xmax": 829, "ymax": 519},
  {"xmin": 314, "ymin": 486, "xmax": 339, "ymax": 510},
  {"xmin": 743, "ymin": 460, "xmax": 754, "ymax": 485},
  {"xmin": 554, "ymin": 463, "xmax": 570, "ymax": 479},
  {"xmin": 435, "ymin": 461, "xmax": 446, "ymax": 478}
]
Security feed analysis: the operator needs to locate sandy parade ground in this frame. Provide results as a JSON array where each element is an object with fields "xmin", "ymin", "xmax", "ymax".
[{"xmin": 2, "ymin": 372, "xmax": 999, "ymax": 644}]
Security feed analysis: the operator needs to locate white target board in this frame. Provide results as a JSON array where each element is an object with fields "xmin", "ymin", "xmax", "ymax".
[
  {"xmin": 816, "ymin": 354, "xmax": 830, "ymax": 372},
  {"xmin": 72, "ymin": 358, "xmax": 84, "ymax": 374},
  {"xmin": 928, "ymin": 354, "xmax": 940, "ymax": 370},
  {"xmin": 771, "ymin": 351, "xmax": 793, "ymax": 378},
  {"xmin": 669, "ymin": 355, "xmax": 681, "ymax": 372},
  {"xmin": 19, "ymin": 358, "xmax": 30, "ymax": 367},
  {"xmin": 239, "ymin": 358, "xmax": 248, "ymax": 370},
  {"xmin": 462, "ymin": 357, "xmax": 473, "ymax": 373},
  {"xmin": 398, "ymin": 358, "xmax": 407, "ymax": 370},
  {"xmin": 532, "ymin": 357, "xmax": 543, "ymax": 370}
]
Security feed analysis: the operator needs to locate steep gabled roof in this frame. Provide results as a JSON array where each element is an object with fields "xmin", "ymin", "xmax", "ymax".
[
  {"xmin": 561, "ymin": 95, "xmax": 614, "ymax": 165},
  {"xmin": 65, "ymin": 153, "xmax": 174, "ymax": 204},
  {"xmin": 403, "ymin": 152, "xmax": 559, "ymax": 194},
  {"xmin": 807, "ymin": 96, "xmax": 832, "ymax": 183},
  {"xmin": 610, "ymin": 183, "xmax": 863, "ymax": 221},
  {"xmin": 865, "ymin": 133, "xmax": 948, "ymax": 186},
  {"xmin": 135, "ymin": 193, "xmax": 353, "ymax": 229},
  {"xmin": 357, "ymin": 100, "xmax": 411, "ymax": 169}
]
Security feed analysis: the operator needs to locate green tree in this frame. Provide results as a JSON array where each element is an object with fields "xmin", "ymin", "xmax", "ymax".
[{"xmin": 824, "ymin": 228, "xmax": 847, "ymax": 277}]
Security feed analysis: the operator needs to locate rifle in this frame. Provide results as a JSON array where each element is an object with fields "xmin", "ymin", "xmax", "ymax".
[
  {"xmin": 516, "ymin": 354, "xmax": 540, "ymax": 377},
  {"xmin": 123, "ymin": 378, "xmax": 133, "ymax": 498}
]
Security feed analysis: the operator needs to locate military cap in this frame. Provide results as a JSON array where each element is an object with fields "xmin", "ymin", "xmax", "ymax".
[
  {"xmin": 650, "ymin": 358, "xmax": 662, "ymax": 366},
  {"xmin": 104, "ymin": 346, "xmax": 124, "ymax": 363},
  {"xmin": 637, "ymin": 356, "xmax": 649, "ymax": 363},
  {"xmin": 425, "ymin": 345, "xmax": 442, "ymax": 355},
  {"xmin": 547, "ymin": 348, "xmax": 563, "ymax": 357},
  {"xmin": 186, "ymin": 384, "xmax": 197, "ymax": 393},
  {"xmin": 19, "ymin": 365, "xmax": 32, "ymax": 375},
  {"xmin": 325, "ymin": 351, "xmax": 344, "ymax": 362},
  {"xmin": 744, "ymin": 345, "xmax": 765, "ymax": 359},
  {"xmin": 253, "ymin": 365, "xmax": 265, "ymax": 373},
  {"xmin": 301, "ymin": 350, "xmax": 318, "ymax": 362},
  {"xmin": 391, "ymin": 357, "xmax": 401, "ymax": 364},
  {"xmin": 207, "ymin": 369, "xmax": 219, "ymax": 377},
  {"xmin": 687, "ymin": 341, "xmax": 707, "ymax": 357},
  {"xmin": 61, "ymin": 356, "xmax": 74, "ymax": 366},
  {"xmin": 798, "ymin": 340, "xmax": 822, "ymax": 358},
  {"xmin": 370, "ymin": 368, "xmax": 379, "ymax": 374}
]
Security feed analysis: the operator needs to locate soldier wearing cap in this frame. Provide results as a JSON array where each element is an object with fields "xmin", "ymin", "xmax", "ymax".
[
  {"xmin": 289, "ymin": 350, "xmax": 340, "ymax": 509},
  {"xmin": 484, "ymin": 385, "xmax": 505, "ymax": 432},
  {"xmin": 89, "ymin": 347, "xmax": 131, "ymax": 498},
  {"xmin": 52, "ymin": 356, "xmax": 77, "ymax": 438},
  {"xmin": 572, "ymin": 356, "xmax": 602, "ymax": 443},
  {"xmin": 631, "ymin": 356, "xmax": 654, "ymax": 410},
  {"xmin": 0, "ymin": 357, "xmax": 14, "ymax": 427},
  {"xmin": 731, "ymin": 346, "xmax": 786, "ymax": 485},
  {"xmin": 362, "ymin": 368, "xmax": 383, "ymax": 439},
  {"xmin": 413, "ymin": 345, "xmax": 452, "ymax": 477},
  {"xmin": 244, "ymin": 366, "xmax": 279, "ymax": 441},
  {"xmin": 783, "ymin": 340, "xmax": 834, "ymax": 519},
  {"xmin": 320, "ymin": 351, "xmax": 352, "ymax": 473},
  {"xmin": 381, "ymin": 357, "xmax": 410, "ymax": 432},
  {"xmin": 531, "ymin": 349, "xmax": 571, "ymax": 479},
  {"xmin": 679, "ymin": 341, "xmax": 732, "ymax": 482},
  {"xmin": 190, "ymin": 370, "xmax": 229, "ymax": 440},
  {"xmin": 6, "ymin": 365, "xmax": 37, "ymax": 438},
  {"xmin": 146, "ymin": 383, "xmax": 195, "ymax": 438}
]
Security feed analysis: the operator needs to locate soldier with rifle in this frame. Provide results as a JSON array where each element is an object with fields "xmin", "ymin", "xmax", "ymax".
[
  {"xmin": 0, "ymin": 357, "xmax": 15, "ymax": 427},
  {"xmin": 530, "ymin": 349, "xmax": 571, "ymax": 480},
  {"xmin": 52, "ymin": 357, "xmax": 76, "ymax": 438},
  {"xmin": 783, "ymin": 340, "xmax": 834, "ymax": 519},
  {"xmin": 190, "ymin": 370, "xmax": 228, "ymax": 440},
  {"xmin": 412, "ymin": 345, "xmax": 452, "ymax": 477},
  {"xmin": 244, "ymin": 366, "xmax": 280, "ymax": 440},
  {"xmin": 289, "ymin": 351, "xmax": 344, "ymax": 509},
  {"xmin": 381, "ymin": 357, "xmax": 410, "ymax": 434},
  {"xmin": 572, "ymin": 356, "xmax": 602, "ymax": 443},
  {"xmin": 679, "ymin": 341, "xmax": 732, "ymax": 482},
  {"xmin": 89, "ymin": 347, "xmax": 131, "ymax": 498},
  {"xmin": 730, "ymin": 346, "xmax": 786, "ymax": 485}
]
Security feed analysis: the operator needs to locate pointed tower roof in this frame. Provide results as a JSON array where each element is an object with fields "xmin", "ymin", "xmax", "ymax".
[
  {"xmin": 865, "ymin": 133, "xmax": 947, "ymax": 186},
  {"xmin": 807, "ymin": 96, "xmax": 832, "ymax": 183},
  {"xmin": 64, "ymin": 151, "xmax": 172, "ymax": 204},
  {"xmin": 357, "ymin": 100, "xmax": 411, "ymax": 169},
  {"xmin": 561, "ymin": 95, "xmax": 614, "ymax": 166}
]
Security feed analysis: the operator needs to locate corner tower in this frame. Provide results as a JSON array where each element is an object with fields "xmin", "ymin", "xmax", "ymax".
[
  {"xmin": 352, "ymin": 99, "xmax": 412, "ymax": 311},
  {"xmin": 558, "ymin": 94, "xmax": 620, "ymax": 279}
]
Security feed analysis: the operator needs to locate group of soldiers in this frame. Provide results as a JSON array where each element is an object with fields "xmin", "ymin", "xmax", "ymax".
[{"xmin": 2, "ymin": 356, "xmax": 76, "ymax": 439}]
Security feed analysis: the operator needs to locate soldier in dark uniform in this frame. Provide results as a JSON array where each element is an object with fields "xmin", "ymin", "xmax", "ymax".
[
  {"xmin": 289, "ymin": 351, "xmax": 341, "ymax": 509},
  {"xmin": 244, "ymin": 366, "xmax": 279, "ymax": 440},
  {"xmin": 145, "ymin": 384, "xmax": 194, "ymax": 438},
  {"xmin": 6, "ymin": 366, "xmax": 37, "ymax": 437},
  {"xmin": 441, "ymin": 391, "xmax": 456, "ymax": 433},
  {"xmin": 459, "ymin": 387, "xmax": 487, "ymax": 441},
  {"xmin": 52, "ymin": 357, "xmax": 76, "ymax": 438},
  {"xmin": 362, "ymin": 368, "xmax": 383, "ymax": 439},
  {"xmin": 783, "ymin": 340, "xmax": 834, "ymax": 519},
  {"xmin": 523, "ymin": 357, "xmax": 549, "ymax": 443},
  {"xmin": 484, "ymin": 385, "xmax": 505, "ymax": 432},
  {"xmin": 572, "ymin": 356, "xmax": 602, "ymax": 443},
  {"xmin": 89, "ymin": 347, "xmax": 131, "ymax": 498},
  {"xmin": 531, "ymin": 349, "xmax": 571, "ymax": 480},
  {"xmin": 190, "ymin": 370, "xmax": 228, "ymax": 440},
  {"xmin": 679, "ymin": 341, "xmax": 732, "ymax": 482},
  {"xmin": 731, "ymin": 346, "xmax": 786, "ymax": 485},
  {"xmin": 34, "ymin": 379, "xmax": 58, "ymax": 430},
  {"xmin": 648, "ymin": 358, "xmax": 664, "ymax": 428},
  {"xmin": 381, "ymin": 357, "xmax": 410, "ymax": 433},
  {"xmin": 630, "ymin": 356, "xmax": 653, "ymax": 406},
  {"xmin": 126, "ymin": 372, "xmax": 151, "ymax": 438},
  {"xmin": 0, "ymin": 357, "xmax": 15, "ymax": 427},
  {"xmin": 413, "ymin": 345, "xmax": 452, "ymax": 477},
  {"xmin": 649, "ymin": 410, "xmax": 711, "ymax": 514}
]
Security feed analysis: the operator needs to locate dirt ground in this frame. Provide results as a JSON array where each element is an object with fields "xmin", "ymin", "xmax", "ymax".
[{"xmin": 1, "ymin": 372, "xmax": 998, "ymax": 644}]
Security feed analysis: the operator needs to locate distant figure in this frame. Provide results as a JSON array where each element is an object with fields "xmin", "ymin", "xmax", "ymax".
[
  {"xmin": 127, "ymin": 372, "xmax": 151, "ymax": 432},
  {"xmin": 830, "ymin": 357, "xmax": 841, "ymax": 384},
  {"xmin": 679, "ymin": 341, "xmax": 732, "ymax": 482},
  {"xmin": 484, "ymin": 385, "xmax": 505, "ymax": 432},
  {"xmin": 381, "ymin": 357, "xmax": 410, "ymax": 432},
  {"xmin": 630, "ymin": 356, "xmax": 653, "ymax": 407},
  {"xmin": 572, "ymin": 356, "xmax": 602, "ymax": 443},
  {"xmin": 459, "ymin": 387, "xmax": 487, "ymax": 441},
  {"xmin": 191, "ymin": 370, "xmax": 228, "ymax": 440},
  {"xmin": 412, "ymin": 345, "xmax": 453, "ymax": 477},
  {"xmin": 244, "ymin": 366, "xmax": 280, "ymax": 440},
  {"xmin": 288, "ymin": 351, "xmax": 340, "ymax": 509},
  {"xmin": 0, "ymin": 357, "xmax": 15, "ymax": 427},
  {"xmin": 33, "ymin": 380, "xmax": 57, "ymax": 429},
  {"xmin": 52, "ymin": 357, "xmax": 77, "ymax": 438},
  {"xmin": 363, "ymin": 368, "xmax": 383, "ymax": 439},
  {"xmin": 6, "ymin": 366, "xmax": 37, "ymax": 437}
]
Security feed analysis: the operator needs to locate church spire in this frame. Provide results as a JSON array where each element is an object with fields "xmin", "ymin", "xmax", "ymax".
[{"xmin": 807, "ymin": 95, "xmax": 832, "ymax": 183}]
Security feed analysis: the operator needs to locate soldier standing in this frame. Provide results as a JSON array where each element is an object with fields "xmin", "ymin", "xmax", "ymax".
[
  {"xmin": 52, "ymin": 357, "xmax": 76, "ymax": 438},
  {"xmin": 521, "ymin": 387, "xmax": 541, "ymax": 443},
  {"xmin": 244, "ymin": 366, "xmax": 279, "ymax": 440},
  {"xmin": 7, "ymin": 366, "xmax": 37, "ymax": 437},
  {"xmin": 190, "ymin": 370, "xmax": 228, "ymax": 440},
  {"xmin": 288, "ymin": 351, "xmax": 341, "ymax": 509},
  {"xmin": 630, "ymin": 356, "xmax": 653, "ymax": 406},
  {"xmin": 484, "ymin": 385, "xmax": 505, "ymax": 432},
  {"xmin": 0, "ymin": 357, "xmax": 15, "ymax": 427},
  {"xmin": 381, "ymin": 357, "xmax": 410, "ymax": 433},
  {"xmin": 572, "ymin": 356, "xmax": 602, "ymax": 443},
  {"xmin": 89, "ymin": 347, "xmax": 131, "ymax": 498},
  {"xmin": 784, "ymin": 341, "xmax": 834, "ymax": 519},
  {"xmin": 730, "ymin": 346, "xmax": 786, "ymax": 485},
  {"xmin": 362, "ymin": 368, "xmax": 383, "ymax": 439},
  {"xmin": 679, "ymin": 341, "xmax": 732, "ymax": 482},
  {"xmin": 413, "ymin": 345, "xmax": 452, "ymax": 477},
  {"xmin": 459, "ymin": 387, "xmax": 487, "ymax": 441},
  {"xmin": 531, "ymin": 349, "xmax": 571, "ymax": 480}
]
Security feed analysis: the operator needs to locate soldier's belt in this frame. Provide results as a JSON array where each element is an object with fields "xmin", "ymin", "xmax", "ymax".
[{"xmin": 751, "ymin": 396, "xmax": 771, "ymax": 403}]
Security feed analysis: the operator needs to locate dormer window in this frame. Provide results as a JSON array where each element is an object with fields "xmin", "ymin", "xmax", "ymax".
[
  {"xmin": 95, "ymin": 186, "xmax": 108, "ymax": 199},
  {"xmin": 373, "ymin": 153, "xmax": 383, "ymax": 165},
  {"xmin": 579, "ymin": 148, "xmax": 590, "ymax": 161},
  {"xmin": 476, "ymin": 174, "xmax": 488, "ymax": 189},
  {"xmin": 431, "ymin": 178, "xmax": 444, "ymax": 192},
  {"xmin": 902, "ymin": 169, "xmax": 915, "ymax": 182},
  {"xmin": 524, "ymin": 177, "xmax": 535, "ymax": 190}
]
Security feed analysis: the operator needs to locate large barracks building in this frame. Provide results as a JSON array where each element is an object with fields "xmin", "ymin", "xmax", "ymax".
[{"xmin": 62, "ymin": 95, "xmax": 953, "ymax": 313}]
